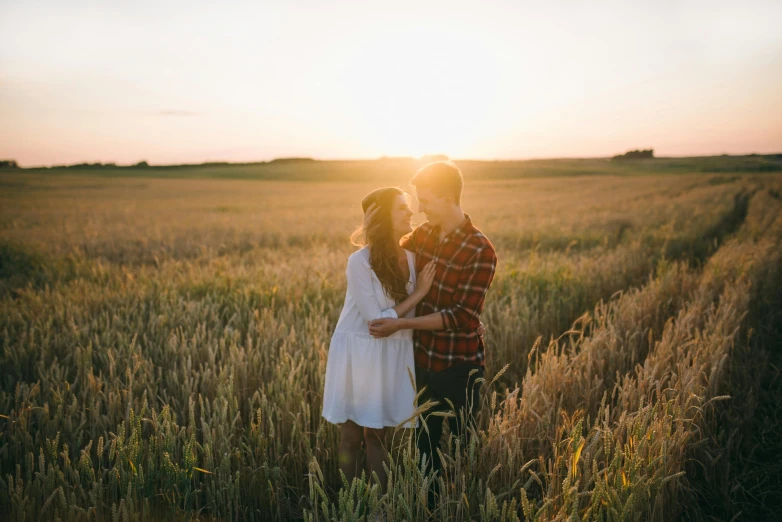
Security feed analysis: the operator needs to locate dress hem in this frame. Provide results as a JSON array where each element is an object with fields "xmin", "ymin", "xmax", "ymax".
[{"xmin": 321, "ymin": 414, "xmax": 417, "ymax": 429}]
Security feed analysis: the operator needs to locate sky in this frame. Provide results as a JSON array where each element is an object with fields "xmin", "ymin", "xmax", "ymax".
[{"xmin": 1, "ymin": 0, "xmax": 781, "ymax": 166}]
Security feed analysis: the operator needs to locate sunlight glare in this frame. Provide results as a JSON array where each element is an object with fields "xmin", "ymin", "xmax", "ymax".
[{"xmin": 342, "ymin": 23, "xmax": 505, "ymax": 158}]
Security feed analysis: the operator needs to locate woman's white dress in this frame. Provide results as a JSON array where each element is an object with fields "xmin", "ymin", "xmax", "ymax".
[{"xmin": 321, "ymin": 247, "xmax": 417, "ymax": 429}]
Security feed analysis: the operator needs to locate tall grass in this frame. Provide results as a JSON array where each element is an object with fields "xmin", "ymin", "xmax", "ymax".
[
  {"xmin": 304, "ymin": 189, "xmax": 781, "ymax": 521},
  {"xmin": 0, "ymin": 172, "xmax": 780, "ymax": 520}
]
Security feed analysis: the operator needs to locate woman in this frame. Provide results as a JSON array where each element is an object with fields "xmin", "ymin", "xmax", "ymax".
[{"xmin": 321, "ymin": 187, "xmax": 436, "ymax": 490}]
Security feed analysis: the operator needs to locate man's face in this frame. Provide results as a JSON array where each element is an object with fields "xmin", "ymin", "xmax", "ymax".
[
  {"xmin": 413, "ymin": 186, "xmax": 451, "ymax": 227},
  {"xmin": 390, "ymin": 193, "xmax": 414, "ymax": 237}
]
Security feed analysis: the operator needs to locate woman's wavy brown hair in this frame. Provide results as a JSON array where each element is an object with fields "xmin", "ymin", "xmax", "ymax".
[{"xmin": 350, "ymin": 187, "xmax": 409, "ymax": 304}]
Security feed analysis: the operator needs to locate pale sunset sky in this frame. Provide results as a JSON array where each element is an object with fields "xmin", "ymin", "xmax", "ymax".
[{"xmin": 1, "ymin": 0, "xmax": 781, "ymax": 167}]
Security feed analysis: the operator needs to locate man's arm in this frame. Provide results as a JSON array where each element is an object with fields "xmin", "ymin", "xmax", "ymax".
[
  {"xmin": 368, "ymin": 312, "xmax": 444, "ymax": 338},
  {"xmin": 440, "ymin": 246, "xmax": 497, "ymax": 331},
  {"xmin": 369, "ymin": 244, "xmax": 497, "ymax": 338}
]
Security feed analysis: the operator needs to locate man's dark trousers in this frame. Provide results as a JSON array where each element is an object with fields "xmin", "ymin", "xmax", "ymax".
[{"xmin": 414, "ymin": 363, "xmax": 484, "ymax": 478}]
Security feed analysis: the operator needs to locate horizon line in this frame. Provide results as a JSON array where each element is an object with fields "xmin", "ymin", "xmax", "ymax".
[{"xmin": 9, "ymin": 150, "xmax": 782, "ymax": 170}]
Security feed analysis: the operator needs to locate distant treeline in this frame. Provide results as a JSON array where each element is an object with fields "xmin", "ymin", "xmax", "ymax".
[
  {"xmin": 4, "ymin": 156, "xmax": 449, "ymax": 170},
  {"xmin": 8, "ymin": 157, "xmax": 322, "ymax": 170},
  {"xmin": 612, "ymin": 149, "xmax": 654, "ymax": 161},
  {"xmin": 34, "ymin": 161, "xmax": 151, "ymax": 169},
  {"xmin": 5, "ymin": 154, "xmax": 782, "ymax": 179}
]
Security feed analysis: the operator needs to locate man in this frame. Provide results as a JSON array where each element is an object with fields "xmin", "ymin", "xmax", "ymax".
[{"xmin": 368, "ymin": 160, "xmax": 497, "ymax": 482}]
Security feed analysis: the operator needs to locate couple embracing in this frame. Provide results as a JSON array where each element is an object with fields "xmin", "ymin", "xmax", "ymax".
[{"xmin": 321, "ymin": 161, "xmax": 497, "ymax": 497}]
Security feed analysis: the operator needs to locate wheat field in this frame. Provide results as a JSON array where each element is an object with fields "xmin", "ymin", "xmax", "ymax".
[{"xmin": 1, "ymin": 162, "xmax": 781, "ymax": 521}]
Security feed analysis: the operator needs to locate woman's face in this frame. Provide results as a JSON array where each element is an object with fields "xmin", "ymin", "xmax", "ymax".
[{"xmin": 389, "ymin": 193, "xmax": 413, "ymax": 238}]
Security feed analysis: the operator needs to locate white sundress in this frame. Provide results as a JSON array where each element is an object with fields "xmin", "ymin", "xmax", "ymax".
[{"xmin": 321, "ymin": 247, "xmax": 417, "ymax": 429}]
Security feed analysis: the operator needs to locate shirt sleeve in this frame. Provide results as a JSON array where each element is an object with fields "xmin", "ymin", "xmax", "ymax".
[
  {"xmin": 440, "ymin": 246, "xmax": 497, "ymax": 331},
  {"xmin": 346, "ymin": 254, "xmax": 399, "ymax": 322}
]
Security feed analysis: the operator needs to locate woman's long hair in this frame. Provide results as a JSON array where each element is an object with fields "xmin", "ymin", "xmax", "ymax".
[{"xmin": 350, "ymin": 187, "xmax": 409, "ymax": 304}]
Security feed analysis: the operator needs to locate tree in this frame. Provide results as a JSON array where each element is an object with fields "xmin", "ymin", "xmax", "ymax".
[
  {"xmin": 611, "ymin": 149, "xmax": 654, "ymax": 161},
  {"xmin": 0, "ymin": 160, "xmax": 19, "ymax": 169}
]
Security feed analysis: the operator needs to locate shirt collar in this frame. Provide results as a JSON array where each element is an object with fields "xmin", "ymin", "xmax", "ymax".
[{"xmin": 432, "ymin": 213, "xmax": 473, "ymax": 243}]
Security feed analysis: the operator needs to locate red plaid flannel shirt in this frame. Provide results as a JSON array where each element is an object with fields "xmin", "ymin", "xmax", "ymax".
[{"xmin": 401, "ymin": 214, "xmax": 497, "ymax": 372}]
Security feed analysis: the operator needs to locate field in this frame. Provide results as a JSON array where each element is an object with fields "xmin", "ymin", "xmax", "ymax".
[{"xmin": 1, "ymin": 157, "xmax": 782, "ymax": 521}]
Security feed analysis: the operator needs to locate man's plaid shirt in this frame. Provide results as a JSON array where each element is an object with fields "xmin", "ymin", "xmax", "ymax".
[{"xmin": 401, "ymin": 214, "xmax": 497, "ymax": 372}]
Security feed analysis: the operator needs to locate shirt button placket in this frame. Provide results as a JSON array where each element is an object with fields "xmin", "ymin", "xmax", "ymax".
[{"xmin": 434, "ymin": 236, "xmax": 451, "ymax": 311}]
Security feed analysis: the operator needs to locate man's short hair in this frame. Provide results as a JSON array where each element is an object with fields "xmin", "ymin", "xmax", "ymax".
[{"xmin": 410, "ymin": 161, "xmax": 464, "ymax": 206}]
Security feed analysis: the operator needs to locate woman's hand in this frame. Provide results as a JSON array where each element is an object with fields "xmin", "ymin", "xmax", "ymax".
[{"xmin": 415, "ymin": 261, "xmax": 436, "ymax": 297}]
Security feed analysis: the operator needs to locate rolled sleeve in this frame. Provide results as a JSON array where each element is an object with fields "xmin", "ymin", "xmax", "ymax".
[{"xmin": 440, "ymin": 309, "xmax": 455, "ymax": 330}]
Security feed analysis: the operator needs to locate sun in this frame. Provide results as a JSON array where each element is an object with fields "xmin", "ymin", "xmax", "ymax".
[{"xmin": 334, "ymin": 23, "xmax": 506, "ymax": 158}]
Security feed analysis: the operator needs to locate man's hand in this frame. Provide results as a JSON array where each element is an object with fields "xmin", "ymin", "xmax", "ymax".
[
  {"xmin": 478, "ymin": 321, "xmax": 487, "ymax": 336},
  {"xmin": 368, "ymin": 318, "xmax": 402, "ymax": 338}
]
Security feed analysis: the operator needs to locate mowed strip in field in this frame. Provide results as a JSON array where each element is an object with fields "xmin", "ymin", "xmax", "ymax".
[{"xmin": 1, "ymin": 164, "xmax": 781, "ymax": 521}]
